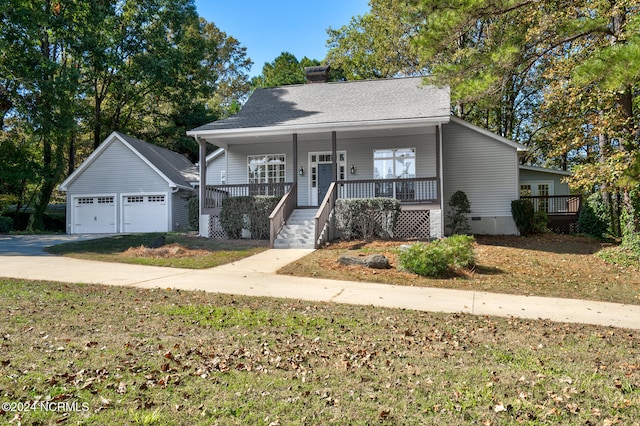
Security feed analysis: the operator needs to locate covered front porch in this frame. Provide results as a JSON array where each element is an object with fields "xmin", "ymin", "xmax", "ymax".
[{"xmin": 200, "ymin": 175, "xmax": 441, "ymax": 248}]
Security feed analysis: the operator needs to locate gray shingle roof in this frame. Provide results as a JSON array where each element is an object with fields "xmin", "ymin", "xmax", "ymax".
[
  {"xmin": 189, "ymin": 77, "xmax": 450, "ymax": 133},
  {"xmin": 116, "ymin": 132, "xmax": 199, "ymax": 187}
]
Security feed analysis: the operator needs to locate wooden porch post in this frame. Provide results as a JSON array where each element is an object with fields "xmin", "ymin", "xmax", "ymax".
[
  {"xmin": 197, "ymin": 137, "xmax": 207, "ymax": 236},
  {"xmin": 436, "ymin": 124, "xmax": 445, "ymax": 237},
  {"xmin": 293, "ymin": 133, "xmax": 298, "ymax": 186},
  {"xmin": 331, "ymin": 131, "xmax": 337, "ymax": 180}
]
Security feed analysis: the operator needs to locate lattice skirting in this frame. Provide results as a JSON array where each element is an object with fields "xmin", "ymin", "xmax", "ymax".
[
  {"xmin": 547, "ymin": 215, "xmax": 579, "ymax": 234},
  {"xmin": 208, "ymin": 214, "xmax": 228, "ymax": 239},
  {"xmin": 394, "ymin": 210, "xmax": 431, "ymax": 239}
]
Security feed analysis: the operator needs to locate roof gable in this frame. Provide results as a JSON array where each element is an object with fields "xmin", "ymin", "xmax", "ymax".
[
  {"xmin": 449, "ymin": 116, "xmax": 527, "ymax": 152},
  {"xmin": 59, "ymin": 132, "xmax": 198, "ymax": 191},
  {"xmin": 189, "ymin": 77, "xmax": 451, "ymax": 135}
]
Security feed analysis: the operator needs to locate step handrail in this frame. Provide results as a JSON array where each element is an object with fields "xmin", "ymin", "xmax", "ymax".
[{"xmin": 268, "ymin": 183, "xmax": 297, "ymax": 248}]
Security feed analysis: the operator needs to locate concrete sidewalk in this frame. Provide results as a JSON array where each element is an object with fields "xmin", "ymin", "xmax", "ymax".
[{"xmin": 1, "ymin": 249, "xmax": 639, "ymax": 330}]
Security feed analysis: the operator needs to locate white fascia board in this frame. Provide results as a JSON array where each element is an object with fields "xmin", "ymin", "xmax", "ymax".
[
  {"xmin": 205, "ymin": 147, "xmax": 225, "ymax": 164},
  {"xmin": 187, "ymin": 116, "xmax": 451, "ymax": 144},
  {"xmin": 519, "ymin": 165, "xmax": 572, "ymax": 176}
]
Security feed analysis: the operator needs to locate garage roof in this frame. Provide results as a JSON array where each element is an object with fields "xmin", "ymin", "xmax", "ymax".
[{"xmin": 59, "ymin": 132, "xmax": 198, "ymax": 191}]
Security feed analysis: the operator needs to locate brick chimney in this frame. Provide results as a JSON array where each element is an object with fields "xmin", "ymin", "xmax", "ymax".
[{"xmin": 305, "ymin": 66, "xmax": 330, "ymax": 83}]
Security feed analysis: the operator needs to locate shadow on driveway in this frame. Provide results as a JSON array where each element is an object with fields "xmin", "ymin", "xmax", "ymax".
[{"xmin": 0, "ymin": 234, "xmax": 111, "ymax": 256}]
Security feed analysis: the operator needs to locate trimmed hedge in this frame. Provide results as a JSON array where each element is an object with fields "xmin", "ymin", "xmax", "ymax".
[
  {"xmin": 511, "ymin": 199, "xmax": 536, "ymax": 236},
  {"xmin": 220, "ymin": 196, "xmax": 280, "ymax": 239},
  {"xmin": 335, "ymin": 198, "xmax": 401, "ymax": 240},
  {"xmin": 447, "ymin": 190, "xmax": 471, "ymax": 235},
  {"xmin": 187, "ymin": 197, "xmax": 199, "ymax": 231},
  {"xmin": 397, "ymin": 235, "xmax": 476, "ymax": 278}
]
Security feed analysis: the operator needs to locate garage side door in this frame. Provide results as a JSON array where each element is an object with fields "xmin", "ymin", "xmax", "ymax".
[
  {"xmin": 73, "ymin": 196, "xmax": 116, "ymax": 233},
  {"xmin": 122, "ymin": 194, "xmax": 168, "ymax": 233}
]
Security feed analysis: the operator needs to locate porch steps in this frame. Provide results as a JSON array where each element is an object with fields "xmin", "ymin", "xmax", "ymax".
[{"xmin": 273, "ymin": 209, "xmax": 316, "ymax": 249}]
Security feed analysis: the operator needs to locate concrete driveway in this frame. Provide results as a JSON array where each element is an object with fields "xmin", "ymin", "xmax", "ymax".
[{"xmin": 0, "ymin": 234, "xmax": 111, "ymax": 256}]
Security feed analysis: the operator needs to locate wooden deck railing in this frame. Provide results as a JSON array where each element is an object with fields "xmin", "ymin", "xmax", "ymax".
[
  {"xmin": 203, "ymin": 182, "xmax": 293, "ymax": 211},
  {"xmin": 335, "ymin": 177, "xmax": 439, "ymax": 204},
  {"xmin": 315, "ymin": 182, "xmax": 337, "ymax": 248},
  {"xmin": 268, "ymin": 183, "xmax": 297, "ymax": 248},
  {"xmin": 520, "ymin": 195, "xmax": 582, "ymax": 215}
]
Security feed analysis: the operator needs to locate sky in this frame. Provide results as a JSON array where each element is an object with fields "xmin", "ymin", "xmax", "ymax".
[{"xmin": 194, "ymin": 0, "xmax": 370, "ymax": 77}]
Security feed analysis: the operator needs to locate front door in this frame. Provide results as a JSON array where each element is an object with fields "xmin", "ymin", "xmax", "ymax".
[{"xmin": 317, "ymin": 164, "xmax": 333, "ymax": 205}]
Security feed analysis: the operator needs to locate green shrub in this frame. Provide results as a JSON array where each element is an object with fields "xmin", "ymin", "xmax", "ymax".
[
  {"xmin": 220, "ymin": 197, "xmax": 252, "ymax": 239},
  {"xmin": 220, "ymin": 196, "xmax": 280, "ymax": 239},
  {"xmin": 335, "ymin": 198, "xmax": 400, "ymax": 240},
  {"xmin": 188, "ymin": 197, "xmax": 199, "ymax": 231},
  {"xmin": 0, "ymin": 215, "xmax": 13, "ymax": 233},
  {"xmin": 248, "ymin": 196, "xmax": 281, "ymax": 240},
  {"xmin": 511, "ymin": 199, "xmax": 536, "ymax": 236},
  {"xmin": 397, "ymin": 235, "xmax": 476, "ymax": 278},
  {"xmin": 577, "ymin": 201, "xmax": 607, "ymax": 238},
  {"xmin": 533, "ymin": 210, "xmax": 548, "ymax": 234},
  {"xmin": 447, "ymin": 190, "xmax": 471, "ymax": 235}
]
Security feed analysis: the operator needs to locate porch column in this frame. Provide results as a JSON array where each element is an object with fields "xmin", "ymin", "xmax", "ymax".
[
  {"xmin": 331, "ymin": 131, "xmax": 337, "ymax": 180},
  {"xmin": 436, "ymin": 124, "xmax": 445, "ymax": 237},
  {"xmin": 292, "ymin": 133, "xmax": 298, "ymax": 186},
  {"xmin": 197, "ymin": 136, "xmax": 208, "ymax": 237}
]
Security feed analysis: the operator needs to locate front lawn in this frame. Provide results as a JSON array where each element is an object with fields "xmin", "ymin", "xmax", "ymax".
[
  {"xmin": 45, "ymin": 233, "xmax": 268, "ymax": 269},
  {"xmin": 278, "ymin": 234, "xmax": 640, "ymax": 305},
  {"xmin": 1, "ymin": 278, "xmax": 638, "ymax": 425}
]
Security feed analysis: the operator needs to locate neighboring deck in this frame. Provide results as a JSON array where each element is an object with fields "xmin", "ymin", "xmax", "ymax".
[{"xmin": 521, "ymin": 195, "xmax": 582, "ymax": 234}]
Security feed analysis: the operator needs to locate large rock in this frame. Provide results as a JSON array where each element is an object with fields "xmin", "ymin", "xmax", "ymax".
[{"xmin": 338, "ymin": 253, "xmax": 390, "ymax": 269}]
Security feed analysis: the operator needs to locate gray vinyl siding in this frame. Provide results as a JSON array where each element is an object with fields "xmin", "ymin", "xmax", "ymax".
[
  {"xmin": 66, "ymin": 140, "xmax": 169, "ymax": 195},
  {"xmin": 206, "ymin": 151, "xmax": 226, "ymax": 185},
  {"xmin": 442, "ymin": 121, "xmax": 519, "ymax": 234},
  {"xmin": 519, "ymin": 168, "xmax": 570, "ymax": 196}
]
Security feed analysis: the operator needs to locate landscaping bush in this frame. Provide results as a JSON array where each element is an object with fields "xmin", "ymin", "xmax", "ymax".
[
  {"xmin": 397, "ymin": 235, "xmax": 476, "ymax": 278},
  {"xmin": 335, "ymin": 198, "xmax": 400, "ymax": 240},
  {"xmin": 577, "ymin": 196, "xmax": 608, "ymax": 238},
  {"xmin": 220, "ymin": 196, "xmax": 280, "ymax": 239},
  {"xmin": 220, "ymin": 197, "xmax": 252, "ymax": 239},
  {"xmin": 447, "ymin": 190, "xmax": 471, "ymax": 235},
  {"xmin": 248, "ymin": 196, "xmax": 281, "ymax": 240},
  {"xmin": 533, "ymin": 210, "xmax": 548, "ymax": 234},
  {"xmin": 187, "ymin": 197, "xmax": 199, "ymax": 231},
  {"xmin": 0, "ymin": 215, "xmax": 13, "ymax": 233},
  {"xmin": 511, "ymin": 199, "xmax": 536, "ymax": 236}
]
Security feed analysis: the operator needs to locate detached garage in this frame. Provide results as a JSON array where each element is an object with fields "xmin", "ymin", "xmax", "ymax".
[{"xmin": 59, "ymin": 132, "xmax": 198, "ymax": 234}]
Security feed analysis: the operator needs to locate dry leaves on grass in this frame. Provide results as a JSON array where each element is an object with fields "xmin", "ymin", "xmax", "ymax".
[{"xmin": 122, "ymin": 243, "xmax": 210, "ymax": 258}]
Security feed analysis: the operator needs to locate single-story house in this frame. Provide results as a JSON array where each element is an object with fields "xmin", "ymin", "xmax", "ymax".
[
  {"xmin": 59, "ymin": 131, "xmax": 198, "ymax": 234},
  {"xmin": 188, "ymin": 69, "xmax": 571, "ymax": 247}
]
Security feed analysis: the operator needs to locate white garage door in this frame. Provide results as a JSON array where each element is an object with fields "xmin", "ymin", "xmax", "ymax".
[
  {"xmin": 122, "ymin": 194, "xmax": 168, "ymax": 233},
  {"xmin": 72, "ymin": 196, "xmax": 116, "ymax": 233}
]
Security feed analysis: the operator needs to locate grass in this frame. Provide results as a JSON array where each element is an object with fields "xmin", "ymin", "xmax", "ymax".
[
  {"xmin": 0, "ymin": 278, "xmax": 638, "ymax": 425},
  {"xmin": 278, "ymin": 234, "xmax": 640, "ymax": 305},
  {"xmin": 45, "ymin": 233, "xmax": 268, "ymax": 269}
]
